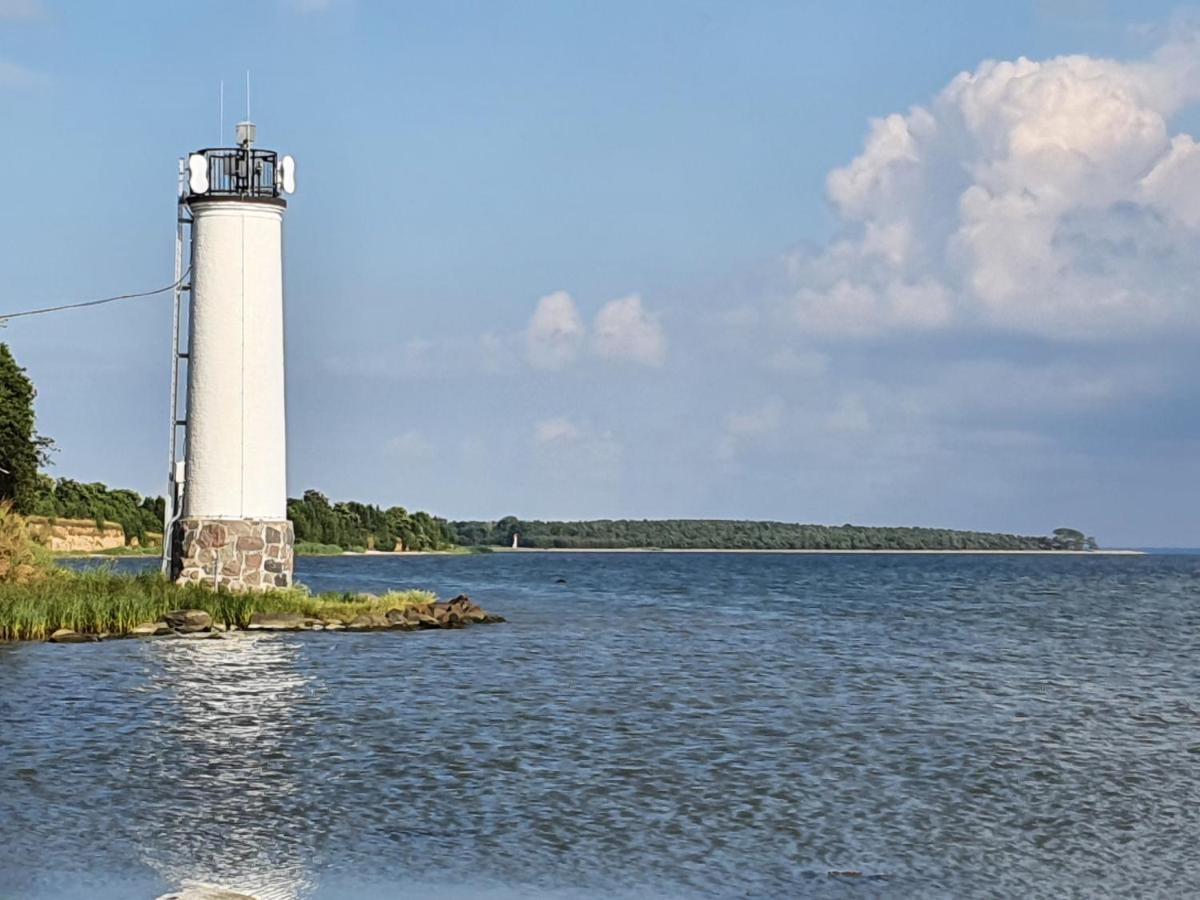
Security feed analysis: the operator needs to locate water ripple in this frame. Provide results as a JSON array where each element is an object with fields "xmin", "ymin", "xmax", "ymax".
[{"xmin": 2, "ymin": 552, "xmax": 1199, "ymax": 898}]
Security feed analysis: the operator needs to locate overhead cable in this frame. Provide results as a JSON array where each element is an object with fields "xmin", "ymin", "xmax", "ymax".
[{"xmin": 0, "ymin": 270, "xmax": 191, "ymax": 323}]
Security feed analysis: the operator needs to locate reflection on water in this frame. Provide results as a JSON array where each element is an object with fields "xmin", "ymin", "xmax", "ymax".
[
  {"xmin": 137, "ymin": 635, "xmax": 317, "ymax": 899},
  {"xmin": 2, "ymin": 552, "xmax": 1200, "ymax": 898}
]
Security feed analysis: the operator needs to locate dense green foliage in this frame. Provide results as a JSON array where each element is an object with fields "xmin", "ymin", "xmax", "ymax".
[
  {"xmin": 452, "ymin": 517, "xmax": 1097, "ymax": 551},
  {"xmin": 0, "ymin": 344, "xmax": 54, "ymax": 513},
  {"xmin": 29, "ymin": 477, "xmax": 164, "ymax": 545},
  {"xmin": 287, "ymin": 490, "xmax": 455, "ymax": 552}
]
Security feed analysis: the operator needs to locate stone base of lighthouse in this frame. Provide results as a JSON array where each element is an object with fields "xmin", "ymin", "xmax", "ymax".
[{"xmin": 173, "ymin": 518, "xmax": 294, "ymax": 591}]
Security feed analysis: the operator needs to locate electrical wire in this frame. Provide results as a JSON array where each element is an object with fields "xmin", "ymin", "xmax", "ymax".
[{"xmin": 0, "ymin": 269, "xmax": 191, "ymax": 323}]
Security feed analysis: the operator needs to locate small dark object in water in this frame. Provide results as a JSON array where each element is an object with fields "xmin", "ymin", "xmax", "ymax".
[
  {"xmin": 555, "ymin": 577, "xmax": 567, "ymax": 584},
  {"xmin": 828, "ymin": 870, "xmax": 863, "ymax": 878}
]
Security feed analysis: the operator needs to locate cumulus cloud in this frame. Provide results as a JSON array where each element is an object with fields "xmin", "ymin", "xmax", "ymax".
[
  {"xmin": 592, "ymin": 294, "xmax": 667, "ymax": 366},
  {"xmin": 524, "ymin": 291, "xmax": 667, "ymax": 369},
  {"xmin": 525, "ymin": 291, "xmax": 585, "ymax": 370},
  {"xmin": 790, "ymin": 26, "xmax": 1200, "ymax": 340}
]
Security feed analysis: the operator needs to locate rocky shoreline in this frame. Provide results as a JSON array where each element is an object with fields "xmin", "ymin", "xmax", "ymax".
[{"xmin": 45, "ymin": 594, "xmax": 504, "ymax": 644}]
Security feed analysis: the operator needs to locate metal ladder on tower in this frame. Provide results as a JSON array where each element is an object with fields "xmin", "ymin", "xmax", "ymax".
[{"xmin": 161, "ymin": 161, "xmax": 193, "ymax": 577}]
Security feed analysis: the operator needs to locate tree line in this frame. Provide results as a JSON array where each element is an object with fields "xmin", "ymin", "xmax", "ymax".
[
  {"xmin": 28, "ymin": 478, "xmax": 165, "ymax": 546},
  {"xmin": 452, "ymin": 517, "xmax": 1099, "ymax": 551},
  {"xmin": 287, "ymin": 489, "xmax": 455, "ymax": 552}
]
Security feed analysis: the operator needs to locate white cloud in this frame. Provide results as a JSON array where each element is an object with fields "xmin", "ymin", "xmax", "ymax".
[
  {"xmin": 283, "ymin": 0, "xmax": 336, "ymax": 12},
  {"xmin": 824, "ymin": 394, "xmax": 872, "ymax": 434},
  {"xmin": 533, "ymin": 417, "xmax": 581, "ymax": 445},
  {"xmin": 0, "ymin": 57, "xmax": 36, "ymax": 89},
  {"xmin": 386, "ymin": 430, "xmax": 435, "ymax": 463},
  {"xmin": 592, "ymin": 294, "xmax": 667, "ymax": 366},
  {"xmin": 532, "ymin": 417, "xmax": 623, "ymax": 479},
  {"xmin": 526, "ymin": 291, "xmax": 584, "ymax": 370},
  {"xmin": 790, "ymin": 26, "xmax": 1200, "ymax": 340},
  {"xmin": 0, "ymin": 0, "xmax": 44, "ymax": 21},
  {"xmin": 726, "ymin": 398, "xmax": 783, "ymax": 438},
  {"xmin": 764, "ymin": 348, "xmax": 829, "ymax": 376},
  {"xmin": 716, "ymin": 398, "xmax": 784, "ymax": 460}
]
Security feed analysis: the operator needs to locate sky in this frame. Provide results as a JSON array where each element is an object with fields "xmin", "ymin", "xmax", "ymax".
[{"xmin": 1, "ymin": 0, "xmax": 1199, "ymax": 546}]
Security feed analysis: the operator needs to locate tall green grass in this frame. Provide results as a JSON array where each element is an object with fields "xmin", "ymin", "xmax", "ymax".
[
  {"xmin": 0, "ymin": 568, "xmax": 436, "ymax": 641},
  {"xmin": 294, "ymin": 542, "xmax": 346, "ymax": 556}
]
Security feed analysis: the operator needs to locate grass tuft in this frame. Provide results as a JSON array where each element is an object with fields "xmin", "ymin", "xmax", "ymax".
[{"xmin": 0, "ymin": 567, "xmax": 438, "ymax": 641}]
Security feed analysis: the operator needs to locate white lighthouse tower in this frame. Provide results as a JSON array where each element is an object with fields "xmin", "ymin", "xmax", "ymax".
[{"xmin": 163, "ymin": 121, "xmax": 297, "ymax": 590}]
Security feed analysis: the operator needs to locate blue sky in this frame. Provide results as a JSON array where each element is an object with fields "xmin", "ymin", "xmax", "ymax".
[{"xmin": 2, "ymin": 0, "xmax": 1198, "ymax": 545}]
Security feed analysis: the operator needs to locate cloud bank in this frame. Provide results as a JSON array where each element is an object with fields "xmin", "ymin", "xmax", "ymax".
[{"xmin": 790, "ymin": 24, "xmax": 1200, "ymax": 340}]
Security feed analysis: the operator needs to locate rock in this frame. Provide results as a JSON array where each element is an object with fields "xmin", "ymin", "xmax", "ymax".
[
  {"xmin": 463, "ymin": 606, "xmax": 488, "ymax": 623},
  {"xmin": 49, "ymin": 628, "xmax": 98, "ymax": 643},
  {"xmin": 347, "ymin": 613, "xmax": 389, "ymax": 629},
  {"xmin": 247, "ymin": 612, "xmax": 319, "ymax": 631},
  {"xmin": 323, "ymin": 622, "xmax": 345, "ymax": 631},
  {"xmin": 130, "ymin": 621, "xmax": 172, "ymax": 636},
  {"xmin": 320, "ymin": 618, "xmax": 344, "ymax": 628},
  {"xmin": 385, "ymin": 609, "xmax": 418, "ymax": 629},
  {"xmin": 411, "ymin": 610, "xmax": 440, "ymax": 627},
  {"xmin": 164, "ymin": 609, "xmax": 212, "ymax": 633}
]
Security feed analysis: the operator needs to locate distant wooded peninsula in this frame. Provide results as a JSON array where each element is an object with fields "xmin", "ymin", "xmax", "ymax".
[
  {"xmin": 17, "ymin": 482, "xmax": 1099, "ymax": 554},
  {"xmin": 451, "ymin": 518, "xmax": 1098, "ymax": 552}
]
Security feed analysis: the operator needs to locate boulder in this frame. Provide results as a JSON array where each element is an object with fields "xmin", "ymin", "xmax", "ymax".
[
  {"xmin": 385, "ymin": 609, "xmax": 417, "ymax": 629},
  {"xmin": 130, "ymin": 621, "xmax": 172, "ymax": 636},
  {"xmin": 48, "ymin": 628, "xmax": 98, "ymax": 643},
  {"xmin": 247, "ymin": 612, "xmax": 319, "ymax": 631},
  {"xmin": 411, "ymin": 609, "xmax": 440, "ymax": 628},
  {"xmin": 164, "ymin": 609, "xmax": 212, "ymax": 633},
  {"xmin": 347, "ymin": 612, "xmax": 389, "ymax": 629}
]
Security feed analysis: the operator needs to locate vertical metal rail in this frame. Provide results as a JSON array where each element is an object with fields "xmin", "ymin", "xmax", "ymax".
[{"xmin": 161, "ymin": 161, "xmax": 191, "ymax": 576}]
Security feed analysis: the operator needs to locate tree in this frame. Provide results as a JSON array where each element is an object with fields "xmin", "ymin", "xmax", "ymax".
[
  {"xmin": 0, "ymin": 344, "xmax": 54, "ymax": 513},
  {"xmin": 1052, "ymin": 527, "xmax": 1086, "ymax": 551}
]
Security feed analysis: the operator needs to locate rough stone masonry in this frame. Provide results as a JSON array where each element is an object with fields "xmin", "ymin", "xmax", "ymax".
[{"xmin": 173, "ymin": 518, "xmax": 294, "ymax": 591}]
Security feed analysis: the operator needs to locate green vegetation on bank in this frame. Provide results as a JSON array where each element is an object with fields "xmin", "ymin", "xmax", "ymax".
[
  {"xmin": 451, "ymin": 517, "xmax": 1098, "ymax": 551},
  {"xmin": 288, "ymin": 490, "xmax": 454, "ymax": 552},
  {"xmin": 0, "ymin": 568, "xmax": 435, "ymax": 641},
  {"xmin": 0, "ymin": 344, "xmax": 54, "ymax": 513},
  {"xmin": 28, "ymin": 478, "xmax": 164, "ymax": 546},
  {"xmin": 294, "ymin": 541, "xmax": 346, "ymax": 556}
]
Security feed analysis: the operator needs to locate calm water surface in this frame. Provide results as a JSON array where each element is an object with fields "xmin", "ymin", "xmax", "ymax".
[{"xmin": 1, "ymin": 552, "xmax": 1198, "ymax": 899}]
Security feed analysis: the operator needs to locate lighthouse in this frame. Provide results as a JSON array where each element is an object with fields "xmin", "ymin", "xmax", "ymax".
[{"xmin": 163, "ymin": 121, "xmax": 297, "ymax": 590}]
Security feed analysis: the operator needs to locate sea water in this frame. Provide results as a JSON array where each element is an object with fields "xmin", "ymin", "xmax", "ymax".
[{"xmin": 1, "ymin": 552, "xmax": 1198, "ymax": 898}]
